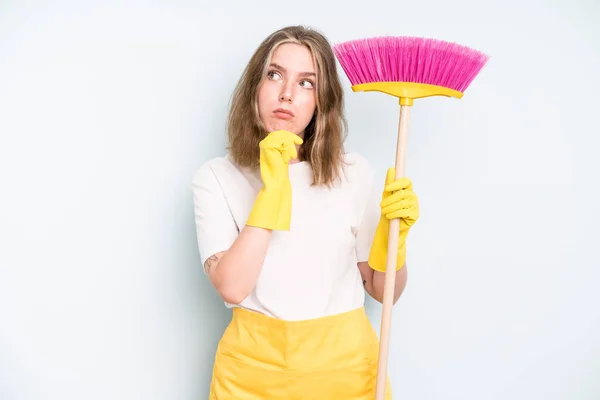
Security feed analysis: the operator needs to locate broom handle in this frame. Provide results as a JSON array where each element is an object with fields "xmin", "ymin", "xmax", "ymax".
[{"xmin": 375, "ymin": 103, "xmax": 411, "ymax": 400}]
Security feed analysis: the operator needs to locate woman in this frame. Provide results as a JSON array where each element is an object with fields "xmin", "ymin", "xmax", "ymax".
[{"xmin": 192, "ymin": 25, "xmax": 419, "ymax": 399}]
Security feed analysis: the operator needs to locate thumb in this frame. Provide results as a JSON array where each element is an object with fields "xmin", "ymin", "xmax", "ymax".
[{"xmin": 385, "ymin": 168, "xmax": 396, "ymax": 187}]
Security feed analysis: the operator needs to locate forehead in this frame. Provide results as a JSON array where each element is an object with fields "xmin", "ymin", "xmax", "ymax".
[{"xmin": 271, "ymin": 43, "xmax": 315, "ymax": 73}]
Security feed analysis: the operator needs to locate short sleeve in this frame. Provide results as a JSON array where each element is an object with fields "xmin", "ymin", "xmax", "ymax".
[
  {"xmin": 192, "ymin": 162, "xmax": 239, "ymax": 269},
  {"xmin": 355, "ymin": 159, "xmax": 382, "ymax": 263}
]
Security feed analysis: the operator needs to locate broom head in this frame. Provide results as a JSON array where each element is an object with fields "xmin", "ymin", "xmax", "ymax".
[{"xmin": 333, "ymin": 36, "xmax": 489, "ymax": 106}]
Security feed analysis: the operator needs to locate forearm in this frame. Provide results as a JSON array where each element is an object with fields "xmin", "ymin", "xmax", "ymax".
[
  {"xmin": 371, "ymin": 264, "xmax": 408, "ymax": 304},
  {"xmin": 210, "ymin": 225, "xmax": 272, "ymax": 304}
]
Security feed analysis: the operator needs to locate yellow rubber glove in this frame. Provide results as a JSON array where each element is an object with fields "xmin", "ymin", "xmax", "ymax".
[
  {"xmin": 246, "ymin": 130, "xmax": 303, "ymax": 231},
  {"xmin": 368, "ymin": 168, "xmax": 419, "ymax": 272}
]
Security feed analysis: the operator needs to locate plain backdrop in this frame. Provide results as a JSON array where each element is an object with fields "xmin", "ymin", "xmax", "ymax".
[{"xmin": 1, "ymin": 0, "xmax": 599, "ymax": 399}]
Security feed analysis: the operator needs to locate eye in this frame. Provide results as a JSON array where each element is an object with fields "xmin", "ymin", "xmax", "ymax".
[
  {"xmin": 300, "ymin": 79, "xmax": 314, "ymax": 89},
  {"xmin": 267, "ymin": 70, "xmax": 282, "ymax": 80}
]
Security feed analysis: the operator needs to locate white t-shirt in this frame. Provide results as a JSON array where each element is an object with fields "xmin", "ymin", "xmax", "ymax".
[{"xmin": 192, "ymin": 152, "xmax": 381, "ymax": 321}]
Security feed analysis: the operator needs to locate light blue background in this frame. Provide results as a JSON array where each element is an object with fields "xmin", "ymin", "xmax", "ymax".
[{"xmin": 1, "ymin": 0, "xmax": 598, "ymax": 399}]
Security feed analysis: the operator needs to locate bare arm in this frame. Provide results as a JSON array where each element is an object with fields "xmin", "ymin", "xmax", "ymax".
[
  {"xmin": 204, "ymin": 225, "xmax": 272, "ymax": 304},
  {"xmin": 358, "ymin": 261, "xmax": 407, "ymax": 304}
]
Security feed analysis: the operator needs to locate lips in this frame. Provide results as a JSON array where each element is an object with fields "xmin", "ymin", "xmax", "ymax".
[{"xmin": 273, "ymin": 108, "xmax": 295, "ymax": 118}]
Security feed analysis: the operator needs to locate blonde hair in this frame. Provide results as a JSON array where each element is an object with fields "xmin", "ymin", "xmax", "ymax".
[{"xmin": 226, "ymin": 25, "xmax": 347, "ymax": 187}]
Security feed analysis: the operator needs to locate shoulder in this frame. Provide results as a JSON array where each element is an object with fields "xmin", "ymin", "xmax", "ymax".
[
  {"xmin": 343, "ymin": 152, "xmax": 373, "ymax": 168},
  {"xmin": 341, "ymin": 152, "xmax": 375, "ymax": 183},
  {"xmin": 192, "ymin": 154, "xmax": 248, "ymax": 187}
]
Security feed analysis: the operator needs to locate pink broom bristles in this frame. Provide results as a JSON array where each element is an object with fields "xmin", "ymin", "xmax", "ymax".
[{"xmin": 333, "ymin": 36, "xmax": 489, "ymax": 93}]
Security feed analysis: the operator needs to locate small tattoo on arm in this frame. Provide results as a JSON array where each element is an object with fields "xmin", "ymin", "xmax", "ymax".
[
  {"xmin": 363, "ymin": 279, "xmax": 367, "ymax": 286},
  {"xmin": 204, "ymin": 254, "xmax": 218, "ymax": 274}
]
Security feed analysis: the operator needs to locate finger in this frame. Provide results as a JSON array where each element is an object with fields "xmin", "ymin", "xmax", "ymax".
[
  {"xmin": 280, "ymin": 141, "xmax": 298, "ymax": 161},
  {"xmin": 380, "ymin": 190, "xmax": 417, "ymax": 208},
  {"xmin": 277, "ymin": 133, "xmax": 302, "ymax": 159},
  {"xmin": 384, "ymin": 168, "xmax": 396, "ymax": 188},
  {"xmin": 385, "ymin": 205, "xmax": 419, "ymax": 221},
  {"xmin": 266, "ymin": 130, "xmax": 303, "ymax": 147},
  {"xmin": 277, "ymin": 138, "xmax": 299, "ymax": 160},
  {"xmin": 262, "ymin": 131, "xmax": 291, "ymax": 147},
  {"xmin": 290, "ymin": 134, "xmax": 303, "ymax": 145},
  {"xmin": 280, "ymin": 147, "xmax": 293, "ymax": 163},
  {"xmin": 262, "ymin": 130, "xmax": 284, "ymax": 144},
  {"xmin": 384, "ymin": 177, "xmax": 412, "ymax": 193},
  {"xmin": 381, "ymin": 199, "xmax": 418, "ymax": 216},
  {"xmin": 275, "ymin": 129, "xmax": 303, "ymax": 146},
  {"xmin": 263, "ymin": 130, "xmax": 282, "ymax": 144},
  {"xmin": 287, "ymin": 143, "xmax": 298, "ymax": 160}
]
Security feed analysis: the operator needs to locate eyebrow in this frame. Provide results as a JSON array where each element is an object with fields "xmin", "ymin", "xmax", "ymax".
[{"xmin": 269, "ymin": 62, "xmax": 316, "ymax": 78}]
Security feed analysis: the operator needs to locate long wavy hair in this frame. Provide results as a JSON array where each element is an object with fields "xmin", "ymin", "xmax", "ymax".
[{"xmin": 226, "ymin": 25, "xmax": 347, "ymax": 187}]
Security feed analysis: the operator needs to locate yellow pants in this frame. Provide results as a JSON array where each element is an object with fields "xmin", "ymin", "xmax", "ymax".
[{"xmin": 209, "ymin": 306, "xmax": 392, "ymax": 399}]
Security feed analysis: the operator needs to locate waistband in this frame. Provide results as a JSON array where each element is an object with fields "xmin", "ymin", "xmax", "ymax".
[
  {"xmin": 232, "ymin": 305, "xmax": 369, "ymax": 329},
  {"xmin": 217, "ymin": 306, "xmax": 379, "ymax": 372}
]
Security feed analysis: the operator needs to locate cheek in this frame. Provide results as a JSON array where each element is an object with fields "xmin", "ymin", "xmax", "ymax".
[
  {"xmin": 297, "ymin": 92, "xmax": 317, "ymax": 122},
  {"xmin": 257, "ymin": 88, "xmax": 266, "ymax": 111},
  {"xmin": 257, "ymin": 84, "xmax": 274, "ymax": 114}
]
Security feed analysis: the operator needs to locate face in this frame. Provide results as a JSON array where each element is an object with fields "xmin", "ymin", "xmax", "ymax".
[{"xmin": 257, "ymin": 43, "xmax": 317, "ymax": 139}]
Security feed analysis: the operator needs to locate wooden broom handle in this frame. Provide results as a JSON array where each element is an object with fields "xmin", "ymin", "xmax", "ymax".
[{"xmin": 375, "ymin": 104, "xmax": 411, "ymax": 400}]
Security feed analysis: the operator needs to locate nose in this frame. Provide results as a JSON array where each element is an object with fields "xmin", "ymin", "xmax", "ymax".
[{"xmin": 279, "ymin": 83, "xmax": 293, "ymax": 103}]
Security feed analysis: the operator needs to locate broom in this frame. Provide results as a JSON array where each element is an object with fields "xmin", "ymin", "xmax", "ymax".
[{"xmin": 333, "ymin": 36, "xmax": 489, "ymax": 399}]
